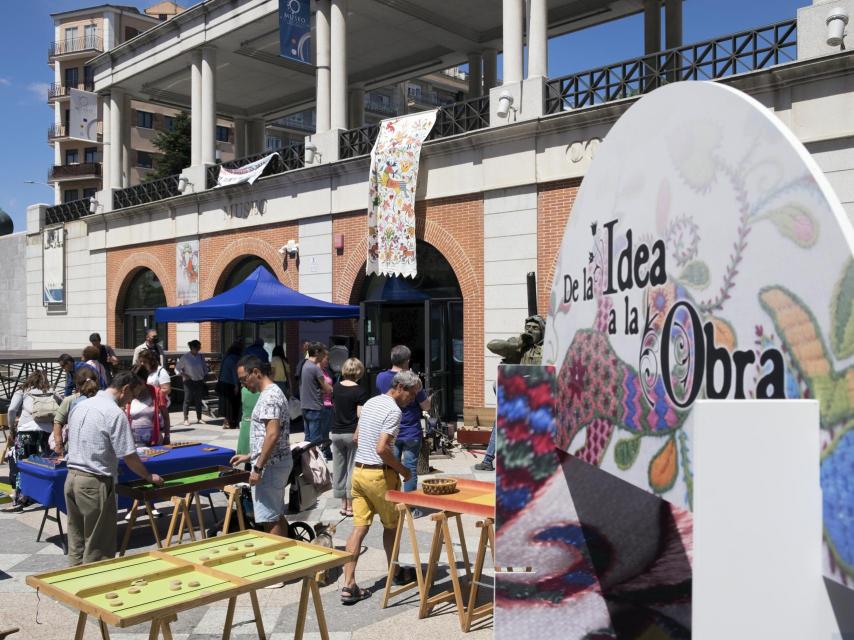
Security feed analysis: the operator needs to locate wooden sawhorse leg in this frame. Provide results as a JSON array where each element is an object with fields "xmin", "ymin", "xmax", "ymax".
[
  {"xmin": 165, "ymin": 495, "xmax": 195, "ymax": 547},
  {"xmin": 143, "ymin": 500, "xmax": 162, "ymax": 549},
  {"xmin": 118, "ymin": 499, "xmax": 139, "ymax": 557},
  {"xmin": 381, "ymin": 504, "xmax": 425, "ymax": 607},
  {"xmin": 221, "ymin": 485, "xmax": 246, "ymax": 535},
  {"xmin": 293, "ymin": 577, "xmax": 330, "ymax": 640},
  {"xmin": 148, "ymin": 614, "xmax": 177, "ymax": 640},
  {"xmin": 463, "ymin": 518, "xmax": 495, "ymax": 632}
]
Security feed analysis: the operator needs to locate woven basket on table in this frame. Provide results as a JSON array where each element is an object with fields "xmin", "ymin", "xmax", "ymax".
[{"xmin": 421, "ymin": 478, "xmax": 458, "ymax": 495}]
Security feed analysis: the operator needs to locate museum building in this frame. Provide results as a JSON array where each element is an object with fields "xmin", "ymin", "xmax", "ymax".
[{"xmin": 21, "ymin": 0, "xmax": 854, "ymax": 421}]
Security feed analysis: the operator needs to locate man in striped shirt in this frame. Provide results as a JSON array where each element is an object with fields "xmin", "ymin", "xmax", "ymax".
[{"xmin": 340, "ymin": 369, "xmax": 420, "ymax": 605}]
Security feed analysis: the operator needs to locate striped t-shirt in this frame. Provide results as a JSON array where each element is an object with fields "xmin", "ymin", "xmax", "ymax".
[{"xmin": 354, "ymin": 394, "xmax": 401, "ymax": 466}]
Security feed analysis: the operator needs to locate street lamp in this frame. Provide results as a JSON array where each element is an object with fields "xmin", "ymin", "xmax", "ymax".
[{"xmin": 24, "ymin": 180, "xmax": 54, "ymax": 190}]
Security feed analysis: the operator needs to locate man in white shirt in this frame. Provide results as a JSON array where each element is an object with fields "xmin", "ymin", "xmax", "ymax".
[
  {"xmin": 340, "ymin": 369, "xmax": 419, "ymax": 605},
  {"xmin": 132, "ymin": 329, "xmax": 165, "ymax": 367},
  {"xmin": 176, "ymin": 340, "xmax": 208, "ymax": 425},
  {"xmin": 64, "ymin": 371, "xmax": 163, "ymax": 566}
]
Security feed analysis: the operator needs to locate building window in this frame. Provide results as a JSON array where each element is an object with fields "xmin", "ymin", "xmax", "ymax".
[
  {"xmin": 84, "ymin": 24, "xmax": 97, "ymax": 48},
  {"xmin": 64, "ymin": 67, "xmax": 79, "ymax": 89},
  {"xmin": 136, "ymin": 151, "xmax": 154, "ymax": 168},
  {"xmin": 407, "ymin": 84, "xmax": 422, "ymax": 101},
  {"xmin": 137, "ymin": 111, "xmax": 154, "ymax": 129},
  {"xmin": 83, "ymin": 65, "xmax": 94, "ymax": 88},
  {"xmin": 64, "ymin": 27, "xmax": 78, "ymax": 47},
  {"xmin": 124, "ymin": 27, "xmax": 139, "ymax": 41},
  {"xmin": 216, "ymin": 126, "xmax": 230, "ymax": 143},
  {"xmin": 65, "ymin": 149, "xmax": 79, "ymax": 165},
  {"xmin": 84, "ymin": 147, "xmax": 98, "ymax": 163},
  {"xmin": 164, "ymin": 116, "xmax": 175, "ymax": 131},
  {"xmin": 63, "ymin": 189, "xmax": 79, "ymax": 203},
  {"xmin": 82, "ymin": 188, "xmax": 97, "ymax": 200},
  {"xmin": 266, "ymin": 136, "xmax": 283, "ymax": 151}
]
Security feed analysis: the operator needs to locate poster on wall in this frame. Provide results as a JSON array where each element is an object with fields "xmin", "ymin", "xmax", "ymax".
[
  {"xmin": 176, "ymin": 240, "xmax": 199, "ymax": 305},
  {"xmin": 43, "ymin": 227, "xmax": 65, "ymax": 305},
  {"xmin": 69, "ymin": 88, "xmax": 99, "ymax": 142},
  {"xmin": 278, "ymin": 0, "xmax": 311, "ymax": 64}
]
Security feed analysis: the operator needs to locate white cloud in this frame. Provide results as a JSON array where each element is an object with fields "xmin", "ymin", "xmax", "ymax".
[
  {"xmin": 26, "ymin": 82, "xmax": 49, "ymax": 100},
  {"xmin": 0, "ymin": 78, "xmax": 10, "ymax": 87}
]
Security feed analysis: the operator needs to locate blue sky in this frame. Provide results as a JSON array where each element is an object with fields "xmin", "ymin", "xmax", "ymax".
[{"xmin": 0, "ymin": 0, "xmax": 803, "ymax": 232}]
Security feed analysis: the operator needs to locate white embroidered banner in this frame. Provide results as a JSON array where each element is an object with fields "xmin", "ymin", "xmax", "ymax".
[
  {"xmin": 216, "ymin": 153, "xmax": 277, "ymax": 187},
  {"xmin": 366, "ymin": 110, "xmax": 437, "ymax": 278}
]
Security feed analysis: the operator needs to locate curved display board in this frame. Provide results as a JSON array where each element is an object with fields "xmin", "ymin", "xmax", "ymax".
[{"xmin": 545, "ymin": 81, "xmax": 854, "ymax": 587}]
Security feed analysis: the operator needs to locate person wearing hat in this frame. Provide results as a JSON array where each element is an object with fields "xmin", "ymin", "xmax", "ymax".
[{"xmin": 175, "ymin": 340, "xmax": 209, "ymax": 425}]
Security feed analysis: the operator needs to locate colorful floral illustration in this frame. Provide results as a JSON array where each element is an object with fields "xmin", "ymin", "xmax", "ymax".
[{"xmin": 366, "ymin": 111, "xmax": 436, "ymax": 278}]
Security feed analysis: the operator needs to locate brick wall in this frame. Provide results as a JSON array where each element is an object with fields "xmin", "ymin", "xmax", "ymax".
[{"xmin": 538, "ymin": 178, "xmax": 582, "ymax": 315}]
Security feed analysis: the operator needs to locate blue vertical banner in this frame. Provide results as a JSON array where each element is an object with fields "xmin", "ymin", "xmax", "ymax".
[{"xmin": 279, "ymin": 0, "xmax": 312, "ymax": 64}]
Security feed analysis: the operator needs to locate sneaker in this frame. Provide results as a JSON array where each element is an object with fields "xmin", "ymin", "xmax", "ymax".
[
  {"xmin": 410, "ymin": 508, "xmax": 425, "ymax": 519},
  {"xmin": 474, "ymin": 460, "xmax": 495, "ymax": 472},
  {"xmin": 393, "ymin": 566, "xmax": 416, "ymax": 586},
  {"xmin": 183, "ymin": 419, "xmax": 190, "ymax": 426}
]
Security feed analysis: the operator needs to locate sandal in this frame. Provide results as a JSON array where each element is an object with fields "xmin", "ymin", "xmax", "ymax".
[
  {"xmin": 340, "ymin": 584, "xmax": 372, "ymax": 605},
  {"xmin": 345, "ymin": 509, "xmax": 353, "ymax": 517}
]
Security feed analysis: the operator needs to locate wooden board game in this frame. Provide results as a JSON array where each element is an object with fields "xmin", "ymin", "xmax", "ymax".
[
  {"xmin": 164, "ymin": 441, "xmax": 201, "ymax": 449},
  {"xmin": 386, "ymin": 477, "xmax": 495, "ymax": 518},
  {"xmin": 116, "ymin": 466, "xmax": 248, "ymax": 503},
  {"xmin": 27, "ymin": 530, "xmax": 351, "ymax": 634}
]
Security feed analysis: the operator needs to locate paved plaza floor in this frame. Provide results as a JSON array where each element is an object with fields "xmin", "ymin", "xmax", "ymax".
[{"xmin": 0, "ymin": 414, "xmax": 495, "ymax": 639}]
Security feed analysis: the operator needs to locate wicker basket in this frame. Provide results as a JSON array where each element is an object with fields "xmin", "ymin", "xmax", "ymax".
[{"xmin": 422, "ymin": 478, "xmax": 458, "ymax": 495}]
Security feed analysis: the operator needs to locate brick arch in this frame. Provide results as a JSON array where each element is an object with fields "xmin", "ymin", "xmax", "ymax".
[
  {"xmin": 201, "ymin": 237, "xmax": 296, "ymax": 300},
  {"xmin": 335, "ymin": 219, "xmax": 480, "ymax": 305},
  {"xmin": 110, "ymin": 252, "xmax": 175, "ymax": 350}
]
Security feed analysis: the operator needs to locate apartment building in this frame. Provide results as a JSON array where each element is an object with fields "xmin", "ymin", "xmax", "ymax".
[{"xmin": 48, "ymin": 2, "xmax": 236, "ymax": 205}]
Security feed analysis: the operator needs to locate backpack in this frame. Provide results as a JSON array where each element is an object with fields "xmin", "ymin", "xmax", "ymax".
[{"xmin": 30, "ymin": 391, "xmax": 59, "ymax": 421}]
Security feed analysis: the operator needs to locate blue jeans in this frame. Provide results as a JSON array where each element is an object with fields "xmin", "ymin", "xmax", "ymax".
[
  {"xmin": 483, "ymin": 427, "xmax": 496, "ymax": 464},
  {"xmin": 320, "ymin": 406, "xmax": 334, "ymax": 452},
  {"xmin": 394, "ymin": 437, "xmax": 421, "ymax": 492},
  {"xmin": 303, "ymin": 409, "xmax": 323, "ymax": 445}
]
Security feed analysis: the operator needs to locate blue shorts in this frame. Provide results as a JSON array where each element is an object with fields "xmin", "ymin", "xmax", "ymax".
[{"xmin": 251, "ymin": 457, "xmax": 293, "ymax": 523}]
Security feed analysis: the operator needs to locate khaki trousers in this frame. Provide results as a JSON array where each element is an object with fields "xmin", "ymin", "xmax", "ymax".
[{"xmin": 64, "ymin": 469, "xmax": 117, "ymax": 566}]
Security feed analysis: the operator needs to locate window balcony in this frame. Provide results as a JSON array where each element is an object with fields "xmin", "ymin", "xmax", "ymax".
[
  {"xmin": 48, "ymin": 81, "xmax": 95, "ymax": 102},
  {"xmin": 49, "ymin": 162, "xmax": 102, "ymax": 182},
  {"xmin": 48, "ymin": 121, "xmax": 102, "ymax": 142},
  {"xmin": 48, "ymin": 35, "xmax": 103, "ymax": 61}
]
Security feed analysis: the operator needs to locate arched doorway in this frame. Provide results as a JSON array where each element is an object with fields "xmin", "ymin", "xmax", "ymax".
[
  {"xmin": 219, "ymin": 256, "xmax": 287, "ymax": 358},
  {"xmin": 359, "ymin": 241, "xmax": 463, "ymax": 420},
  {"xmin": 121, "ymin": 269, "xmax": 167, "ymax": 349}
]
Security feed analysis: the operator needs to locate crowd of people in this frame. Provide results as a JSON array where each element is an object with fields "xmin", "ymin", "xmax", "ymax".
[{"xmin": 2, "ymin": 333, "xmax": 439, "ymax": 605}]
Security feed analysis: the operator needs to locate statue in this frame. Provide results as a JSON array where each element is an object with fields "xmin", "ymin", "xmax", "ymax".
[{"xmin": 487, "ymin": 314, "xmax": 545, "ymax": 365}]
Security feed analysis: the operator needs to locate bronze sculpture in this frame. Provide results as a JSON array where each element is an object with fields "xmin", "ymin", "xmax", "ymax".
[{"xmin": 487, "ymin": 315, "xmax": 545, "ymax": 365}]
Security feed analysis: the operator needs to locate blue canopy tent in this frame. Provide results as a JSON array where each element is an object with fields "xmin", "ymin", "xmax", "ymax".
[{"xmin": 154, "ymin": 266, "xmax": 359, "ymax": 322}]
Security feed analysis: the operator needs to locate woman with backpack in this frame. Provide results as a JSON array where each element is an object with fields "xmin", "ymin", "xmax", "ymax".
[
  {"xmin": 50, "ymin": 366, "xmax": 100, "ymax": 457},
  {"xmin": 4, "ymin": 370, "xmax": 61, "ymax": 511}
]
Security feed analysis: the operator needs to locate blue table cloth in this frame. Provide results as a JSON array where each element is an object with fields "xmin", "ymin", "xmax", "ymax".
[{"xmin": 18, "ymin": 443, "xmax": 235, "ymax": 513}]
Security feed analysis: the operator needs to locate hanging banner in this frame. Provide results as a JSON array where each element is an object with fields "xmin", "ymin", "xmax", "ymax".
[
  {"xmin": 215, "ymin": 153, "xmax": 276, "ymax": 188},
  {"xmin": 43, "ymin": 227, "xmax": 65, "ymax": 305},
  {"xmin": 69, "ymin": 88, "xmax": 99, "ymax": 142},
  {"xmin": 366, "ymin": 110, "xmax": 437, "ymax": 278},
  {"xmin": 278, "ymin": 0, "xmax": 311, "ymax": 64},
  {"xmin": 176, "ymin": 239, "xmax": 199, "ymax": 305}
]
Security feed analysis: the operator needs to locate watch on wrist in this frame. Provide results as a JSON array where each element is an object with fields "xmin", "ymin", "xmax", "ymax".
[{"xmin": 252, "ymin": 465, "xmax": 264, "ymax": 474}]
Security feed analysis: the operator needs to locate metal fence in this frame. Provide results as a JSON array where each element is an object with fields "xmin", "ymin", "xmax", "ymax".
[
  {"xmin": 49, "ymin": 35, "xmax": 103, "ymax": 58},
  {"xmin": 545, "ymin": 19, "xmax": 797, "ymax": 114},
  {"xmin": 113, "ymin": 174, "xmax": 182, "ymax": 210},
  {"xmin": 205, "ymin": 145, "xmax": 305, "ymax": 189},
  {"xmin": 45, "ymin": 198, "xmax": 91, "ymax": 226}
]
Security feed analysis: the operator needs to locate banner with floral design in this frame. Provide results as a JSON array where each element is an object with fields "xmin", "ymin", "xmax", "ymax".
[{"xmin": 366, "ymin": 111, "xmax": 437, "ymax": 278}]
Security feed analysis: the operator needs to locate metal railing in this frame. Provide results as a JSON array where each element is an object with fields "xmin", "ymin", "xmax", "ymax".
[
  {"xmin": 113, "ymin": 174, "xmax": 182, "ymax": 210},
  {"xmin": 545, "ymin": 19, "xmax": 797, "ymax": 114},
  {"xmin": 0, "ymin": 361, "xmax": 68, "ymax": 402},
  {"xmin": 49, "ymin": 162, "xmax": 102, "ymax": 181},
  {"xmin": 45, "ymin": 198, "xmax": 91, "ymax": 225},
  {"xmin": 49, "ymin": 34, "xmax": 103, "ymax": 58},
  {"xmin": 48, "ymin": 81, "xmax": 95, "ymax": 100},
  {"xmin": 48, "ymin": 123, "xmax": 68, "ymax": 139},
  {"xmin": 205, "ymin": 144, "xmax": 305, "ymax": 189},
  {"xmin": 340, "ymin": 94, "xmax": 490, "ymax": 159}
]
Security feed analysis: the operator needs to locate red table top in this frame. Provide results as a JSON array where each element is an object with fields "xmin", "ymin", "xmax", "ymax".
[{"xmin": 386, "ymin": 478, "xmax": 495, "ymax": 519}]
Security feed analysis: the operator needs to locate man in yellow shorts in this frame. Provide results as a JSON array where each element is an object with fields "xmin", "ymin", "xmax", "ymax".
[{"xmin": 340, "ymin": 369, "xmax": 420, "ymax": 604}]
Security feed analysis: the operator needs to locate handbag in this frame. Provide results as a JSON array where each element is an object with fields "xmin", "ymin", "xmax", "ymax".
[{"xmin": 301, "ymin": 446, "xmax": 332, "ymax": 493}]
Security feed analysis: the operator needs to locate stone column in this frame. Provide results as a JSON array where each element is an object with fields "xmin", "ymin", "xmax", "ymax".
[
  {"xmin": 191, "ymin": 50, "xmax": 203, "ymax": 166},
  {"xmin": 247, "ymin": 118, "xmax": 266, "ymax": 155},
  {"xmin": 527, "ymin": 0, "xmax": 548, "ymax": 78},
  {"xmin": 503, "ymin": 0, "xmax": 524, "ymax": 83},
  {"xmin": 330, "ymin": 0, "xmax": 348, "ymax": 130},
  {"xmin": 201, "ymin": 47, "xmax": 217, "ymax": 166},
  {"xmin": 121, "ymin": 92, "xmax": 131, "ymax": 187},
  {"xmin": 101, "ymin": 95, "xmax": 111, "ymax": 193},
  {"xmin": 233, "ymin": 117, "xmax": 247, "ymax": 158},
  {"xmin": 315, "ymin": 0, "xmax": 331, "ymax": 132},
  {"xmin": 108, "ymin": 88, "xmax": 123, "ymax": 192},
  {"xmin": 349, "ymin": 85, "xmax": 365, "ymax": 129},
  {"xmin": 665, "ymin": 0, "xmax": 683, "ymax": 49},
  {"xmin": 467, "ymin": 53, "xmax": 483, "ymax": 97},
  {"xmin": 483, "ymin": 49, "xmax": 498, "ymax": 92},
  {"xmin": 644, "ymin": 0, "xmax": 661, "ymax": 54}
]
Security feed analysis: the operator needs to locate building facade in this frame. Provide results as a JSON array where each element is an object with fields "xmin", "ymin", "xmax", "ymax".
[{"xmin": 24, "ymin": 0, "xmax": 854, "ymax": 421}]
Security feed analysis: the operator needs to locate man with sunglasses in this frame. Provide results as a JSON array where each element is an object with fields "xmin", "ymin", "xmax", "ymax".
[{"xmin": 229, "ymin": 355, "xmax": 292, "ymax": 544}]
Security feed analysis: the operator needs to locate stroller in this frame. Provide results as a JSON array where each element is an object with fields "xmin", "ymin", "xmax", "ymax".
[{"xmin": 225, "ymin": 439, "xmax": 331, "ymax": 542}]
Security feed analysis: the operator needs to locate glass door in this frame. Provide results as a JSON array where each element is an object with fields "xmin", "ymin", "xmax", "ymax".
[
  {"xmin": 360, "ymin": 301, "xmax": 384, "ymax": 395},
  {"xmin": 124, "ymin": 310, "xmax": 166, "ymax": 351}
]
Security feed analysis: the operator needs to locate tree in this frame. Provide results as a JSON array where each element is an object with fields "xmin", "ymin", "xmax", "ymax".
[{"xmin": 149, "ymin": 111, "xmax": 191, "ymax": 180}]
